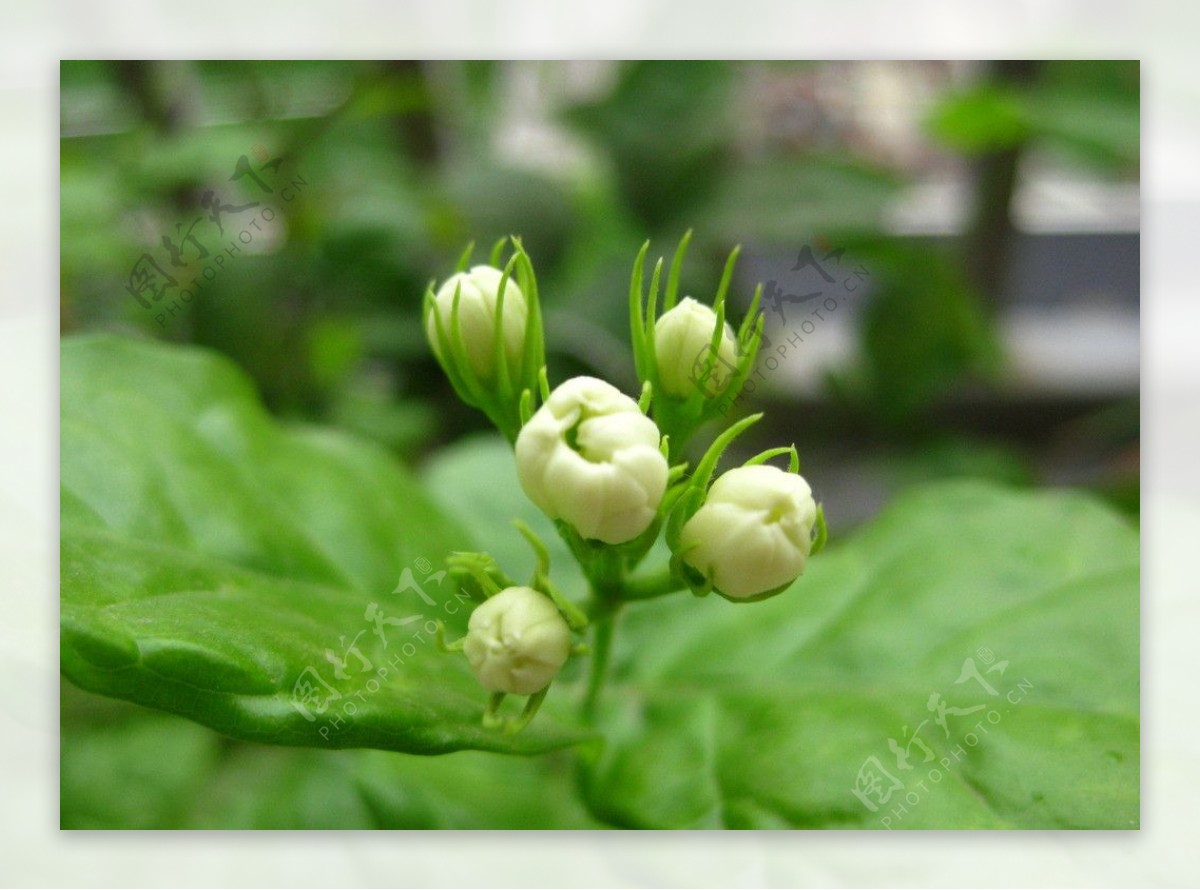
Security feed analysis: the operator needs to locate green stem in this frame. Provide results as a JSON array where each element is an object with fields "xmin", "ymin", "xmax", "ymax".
[
  {"xmin": 575, "ymin": 538, "xmax": 682, "ymax": 721},
  {"xmin": 582, "ymin": 608, "xmax": 616, "ymax": 721},
  {"xmin": 623, "ymin": 563, "xmax": 687, "ymax": 601}
]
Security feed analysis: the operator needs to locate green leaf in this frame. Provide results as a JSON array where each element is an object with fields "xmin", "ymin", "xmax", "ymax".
[
  {"xmin": 926, "ymin": 80, "xmax": 1138, "ymax": 168},
  {"xmin": 61, "ymin": 687, "xmax": 604, "ymax": 829},
  {"xmin": 61, "ymin": 335, "xmax": 591, "ymax": 756},
  {"xmin": 562, "ymin": 61, "xmax": 735, "ymax": 230},
  {"xmin": 60, "ymin": 689, "xmax": 223, "ymax": 830},
  {"xmin": 587, "ymin": 483, "xmax": 1139, "ymax": 829},
  {"xmin": 926, "ymin": 86, "xmax": 1030, "ymax": 154},
  {"xmin": 849, "ymin": 241, "xmax": 1002, "ymax": 424},
  {"xmin": 426, "ymin": 438, "xmax": 1139, "ymax": 829},
  {"xmin": 1022, "ymin": 88, "xmax": 1139, "ymax": 169}
]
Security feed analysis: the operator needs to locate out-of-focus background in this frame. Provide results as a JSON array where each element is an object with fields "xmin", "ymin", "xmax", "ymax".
[{"xmin": 59, "ymin": 59, "xmax": 1140, "ymax": 533}]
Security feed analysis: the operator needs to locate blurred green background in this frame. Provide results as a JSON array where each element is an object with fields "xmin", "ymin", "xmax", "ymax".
[
  {"xmin": 60, "ymin": 60, "xmax": 1139, "ymax": 827},
  {"xmin": 60, "ymin": 60, "xmax": 1139, "ymax": 522}
]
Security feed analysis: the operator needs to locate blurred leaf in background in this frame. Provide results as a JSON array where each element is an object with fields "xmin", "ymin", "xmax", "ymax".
[
  {"xmin": 833, "ymin": 239, "xmax": 1004, "ymax": 426},
  {"xmin": 562, "ymin": 60, "xmax": 736, "ymax": 232},
  {"xmin": 927, "ymin": 60, "xmax": 1139, "ymax": 170},
  {"xmin": 61, "ymin": 686, "xmax": 601, "ymax": 829}
]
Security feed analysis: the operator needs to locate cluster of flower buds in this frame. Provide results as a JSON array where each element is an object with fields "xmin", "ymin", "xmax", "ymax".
[{"xmin": 426, "ymin": 233, "xmax": 825, "ymax": 728}]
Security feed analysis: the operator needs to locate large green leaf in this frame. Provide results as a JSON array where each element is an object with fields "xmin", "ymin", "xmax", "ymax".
[
  {"xmin": 425, "ymin": 438, "xmax": 1140, "ymax": 829},
  {"xmin": 60, "ymin": 335, "xmax": 591, "ymax": 755}
]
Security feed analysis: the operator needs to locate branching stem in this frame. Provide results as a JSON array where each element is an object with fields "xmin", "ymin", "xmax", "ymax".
[{"xmin": 582, "ymin": 608, "xmax": 616, "ymax": 721}]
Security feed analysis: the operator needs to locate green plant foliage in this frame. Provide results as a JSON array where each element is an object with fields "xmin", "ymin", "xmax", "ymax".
[
  {"xmin": 1022, "ymin": 88, "xmax": 1140, "ymax": 169},
  {"xmin": 926, "ymin": 63, "xmax": 1138, "ymax": 169},
  {"xmin": 60, "ymin": 335, "xmax": 591, "ymax": 756},
  {"xmin": 426, "ymin": 437, "xmax": 1139, "ymax": 829},
  {"xmin": 59, "ymin": 60, "xmax": 1142, "ymax": 831},
  {"xmin": 61, "ymin": 689, "xmax": 602, "ymax": 829},
  {"xmin": 563, "ymin": 60, "xmax": 735, "ymax": 230},
  {"xmin": 843, "ymin": 241, "xmax": 1002, "ymax": 424},
  {"xmin": 926, "ymin": 86, "xmax": 1031, "ymax": 154},
  {"xmin": 61, "ymin": 337, "xmax": 1138, "ymax": 829}
]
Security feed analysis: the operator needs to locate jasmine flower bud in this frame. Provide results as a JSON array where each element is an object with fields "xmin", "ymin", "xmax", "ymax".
[
  {"xmin": 425, "ymin": 265, "xmax": 527, "ymax": 383},
  {"xmin": 516, "ymin": 376, "xmax": 668, "ymax": 545},
  {"xmin": 464, "ymin": 586, "xmax": 572, "ymax": 695},
  {"xmin": 680, "ymin": 465, "xmax": 817, "ymax": 599},
  {"xmin": 654, "ymin": 297, "xmax": 739, "ymax": 399}
]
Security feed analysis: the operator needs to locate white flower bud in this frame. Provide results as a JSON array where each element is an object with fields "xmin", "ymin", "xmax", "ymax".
[
  {"xmin": 654, "ymin": 297, "xmax": 739, "ymax": 398},
  {"xmin": 464, "ymin": 586, "xmax": 572, "ymax": 695},
  {"xmin": 515, "ymin": 376, "xmax": 668, "ymax": 544},
  {"xmin": 680, "ymin": 465, "xmax": 817, "ymax": 599},
  {"xmin": 426, "ymin": 265, "xmax": 527, "ymax": 382}
]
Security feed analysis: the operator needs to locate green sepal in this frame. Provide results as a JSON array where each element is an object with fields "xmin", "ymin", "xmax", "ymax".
[
  {"xmin": 513, "ymin": 520, "xmax": 588, "ymax": 631},
  {"xmin": 433, "ymin": 621, "xmax": 466, "ymax": 653},
  {"xmin": 689, "ymin": 412, "xmax": 763, "ymax": 494},
  {"xmin": 504, "ymin": 687, "xmax": 549, "ymax": 735},
  {"xmin": 488, "ymin": 236, "xmax": 507, "ymax": 268},
  {"xmin": 745, "ymin": 444, "xmax": 800, "ymax": 473},
  {"xmin": 663, "ymin": 227, "xmax": 693, "ymax": 313},
  {"xmin": 810, "ymin": 502, "xmax": 828, "ymax": 557},
  {"xmin": 478, "ymin": 680, "xmax": 553, "ymax": 735},
  {"xmin": 454, "ymin": 240, "xmax": 476, "ymax": 272},
  {"xmin": 445, "ymin": 551, "xmax": 514, "ymax": 600}
]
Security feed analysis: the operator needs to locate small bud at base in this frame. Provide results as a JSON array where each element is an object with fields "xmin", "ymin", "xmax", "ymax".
[{"xmin": 464, "ymin": 586, "xmax": 572, "ymax": 695}]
